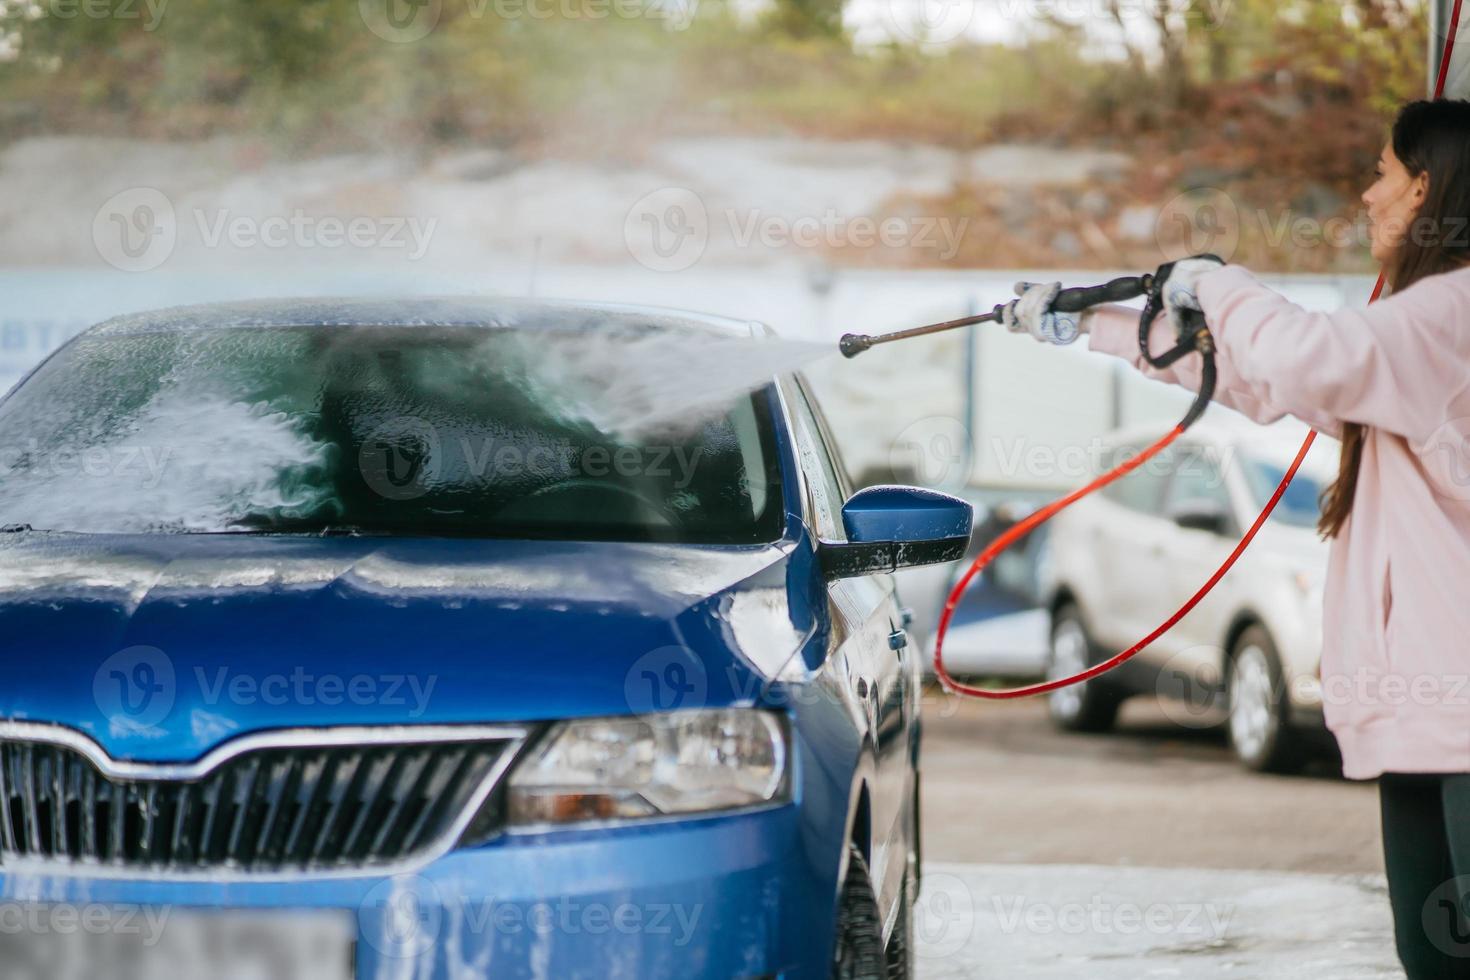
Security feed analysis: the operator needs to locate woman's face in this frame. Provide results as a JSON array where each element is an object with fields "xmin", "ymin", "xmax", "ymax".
[{"xmin": 1361, "ymin": 142, "xmax": 1430, "ymax": 264}]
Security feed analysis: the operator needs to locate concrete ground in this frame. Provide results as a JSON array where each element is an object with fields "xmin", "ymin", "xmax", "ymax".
[{"xmin": 917, "ymin": 692, "xmax": 1402, "ymax": 978}]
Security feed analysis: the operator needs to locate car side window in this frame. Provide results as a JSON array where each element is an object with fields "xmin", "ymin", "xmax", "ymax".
[
  {"xmin": 783, "ymin": 378, "xmax": 846, "ymax": 541},
  {"xmin": 1163, "ymin": 444, "xmax": 1232, "ymax": 513},
  {"xmin": 1100, "ymin": 443, "xmax": 1172, "ymax": 514}
]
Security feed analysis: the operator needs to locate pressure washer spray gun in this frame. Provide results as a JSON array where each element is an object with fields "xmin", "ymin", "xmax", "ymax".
[
  {"xmin": 839, "ymin": 264, "xmax": 1217, "ymax": 429},
  {"xmin": 834, "ymin": 261, "xmax": 1316, "ymax": 701}
]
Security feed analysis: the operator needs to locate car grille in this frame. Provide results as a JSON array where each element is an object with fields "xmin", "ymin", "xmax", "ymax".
[{"xmin": 0, "ymin": 729, "xmax": 520, "ymax": 875}]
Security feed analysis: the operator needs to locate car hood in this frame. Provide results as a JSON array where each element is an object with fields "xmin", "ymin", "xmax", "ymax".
[{"xmin": 0, "ymin": 533, "xmax": 816, "ymax": 762}]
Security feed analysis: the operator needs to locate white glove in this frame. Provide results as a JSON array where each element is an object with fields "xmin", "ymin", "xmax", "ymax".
[
  {"xmin": 1159, "ymin": 256, "xmax": 1225, "ymax": 332},
  {"xmin": 1002, "ymin": 281, "xmax": 1085, "ymax": 345}
]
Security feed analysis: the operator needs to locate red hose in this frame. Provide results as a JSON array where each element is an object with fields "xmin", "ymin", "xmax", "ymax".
[{"xmin": 931, "ymin": 424, "xmax": 1316, "ymax": 698}]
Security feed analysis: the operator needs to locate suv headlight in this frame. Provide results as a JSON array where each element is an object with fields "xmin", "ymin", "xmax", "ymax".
[{"xmin": 502, "ymin": 709, "xmax": 789, "ymax": 828}]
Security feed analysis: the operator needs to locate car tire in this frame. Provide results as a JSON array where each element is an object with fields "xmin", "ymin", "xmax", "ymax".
[
  {"xmin": 1226, "ymin": 625, "xmax": 1308, "ymax": 773},
  {"xmin": 832, "ymin": 844, "xmax": 885, "ymax": 980},
  {"xmin": 1046, "ymin": 604, "xmax": 1123, "ymax": 733}
]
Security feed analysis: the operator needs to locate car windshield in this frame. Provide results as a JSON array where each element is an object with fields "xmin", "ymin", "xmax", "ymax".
[
  {"xmin": 0, "ymin": 325, "xmax": 784, "ymax": 544},
  {"xmin": 1242, "ymin": 456, "xmax": 1322, "ymax": 529}
]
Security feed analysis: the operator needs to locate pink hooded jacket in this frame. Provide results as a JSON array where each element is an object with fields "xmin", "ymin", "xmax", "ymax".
[{"xmin": 1086, "ymin": 264, "xmax": 1470, "ymax": 779}]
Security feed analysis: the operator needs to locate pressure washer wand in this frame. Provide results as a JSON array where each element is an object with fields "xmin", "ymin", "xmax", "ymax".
[{"xmin": 838, "ymin": 273, "xmax": 1152, "ymax": 358}]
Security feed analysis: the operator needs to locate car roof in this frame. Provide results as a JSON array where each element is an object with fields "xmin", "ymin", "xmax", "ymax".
[{"xmin": 85, "ymin": 296, "xmax": 773, "ymax": 339}]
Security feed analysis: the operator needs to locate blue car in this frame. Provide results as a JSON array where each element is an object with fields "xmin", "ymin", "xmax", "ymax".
[{"xmin": 0, "ymin": 298, "xmax": 972, "ymax": 979}]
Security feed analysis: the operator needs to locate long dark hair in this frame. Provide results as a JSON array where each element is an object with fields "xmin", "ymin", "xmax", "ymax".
[{"xmin": 1318, "ymin": 99, "xmax": 1470, "ymax": 538}]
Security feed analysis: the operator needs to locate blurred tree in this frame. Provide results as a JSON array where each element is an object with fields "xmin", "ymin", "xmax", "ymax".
[{"xmin": 762, "ymin": 0, "xmax": 846, "ymax": 40}]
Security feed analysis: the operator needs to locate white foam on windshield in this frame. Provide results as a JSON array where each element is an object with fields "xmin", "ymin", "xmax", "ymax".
[{"xmin": 0, "ymin": 389, "xmax": 333, "ymax": 534}]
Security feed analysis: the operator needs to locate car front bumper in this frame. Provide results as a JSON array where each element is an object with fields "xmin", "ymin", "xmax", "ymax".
[{"xmin": 0, "ymin": 804, "xmax": 830, "ymax": 980}]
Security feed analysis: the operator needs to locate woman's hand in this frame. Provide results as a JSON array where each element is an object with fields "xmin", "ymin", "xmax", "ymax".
[
  {"xmin": 1002, "ymin": 281, "xmax": 1086, "ymax": 345},
  {"xmin": 1157, "ymin": 255, "xmax": 1226, "ymax": 331}
]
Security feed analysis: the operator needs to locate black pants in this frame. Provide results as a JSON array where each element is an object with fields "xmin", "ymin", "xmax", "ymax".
[{"xmin": 1381, "ymin": 773, "xmax": 1470, "ymax": 979}]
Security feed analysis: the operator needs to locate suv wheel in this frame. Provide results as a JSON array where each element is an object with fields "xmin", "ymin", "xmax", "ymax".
[
  {"xmin": 832, "ymin": 844, "xmax": 885, "ymax": 980},
  {"xmin": 1227, "ymin": 625, "xmax": 1307, "ymax": 773},
  {"xmin": 1047, "ymin": 605, "xmax": 1123, "ymax": 732}
]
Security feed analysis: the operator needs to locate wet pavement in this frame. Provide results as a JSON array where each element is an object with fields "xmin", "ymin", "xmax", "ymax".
[
  {"xmin": 915, "ymin": 863, "xmax": 1399, "ymax": 979},
  {"xmin": 918, "ymin": 692, "xmax": 1401, "ymax": 977}
]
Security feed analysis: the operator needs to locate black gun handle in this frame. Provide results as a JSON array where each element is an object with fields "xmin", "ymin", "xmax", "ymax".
[{"xmin": 1051, "ymin": 275, "xmax": 1149, "ymax": 314}]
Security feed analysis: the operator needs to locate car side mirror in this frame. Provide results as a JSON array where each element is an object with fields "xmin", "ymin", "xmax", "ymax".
[
  {"xmin": 820, "ymin": 486, "xmax": 973, "ymax": 580},
  {"xmin": 1170, "ymin": 498, "xmax": 1234, "ymax": 536}
]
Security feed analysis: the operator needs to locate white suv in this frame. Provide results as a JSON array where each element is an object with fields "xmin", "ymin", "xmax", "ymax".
[{"xmin": 1042, "ymin": 421, "xmax": 1339, "ymax": 772}]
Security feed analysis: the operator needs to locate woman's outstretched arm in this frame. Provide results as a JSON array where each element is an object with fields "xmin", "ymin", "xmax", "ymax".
[
  {"xmin": 1084, "ymin": 294, "xmax": 1345, "ymax": 438},
  {"xmin": 1087, "ymin": 263, "xmax": 1470, "ymax": 444}
]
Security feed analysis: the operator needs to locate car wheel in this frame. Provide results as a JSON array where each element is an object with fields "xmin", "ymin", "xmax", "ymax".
[
  {"xmin": 1227, "ymin": 625, "xmax": 1307, "ymax": 773},
  {"xmin": 1047, "ymin": 605, "xmax": 1123, "ymax": 732},
  {"xmin": 832, "ymin": 844, "xmax": 885, "ymax": 980}
]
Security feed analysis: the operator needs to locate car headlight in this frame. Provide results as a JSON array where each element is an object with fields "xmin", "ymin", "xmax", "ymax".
[{"xmin": 502, "ymin": 709, "xmax": 789, "ymax": 829}]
